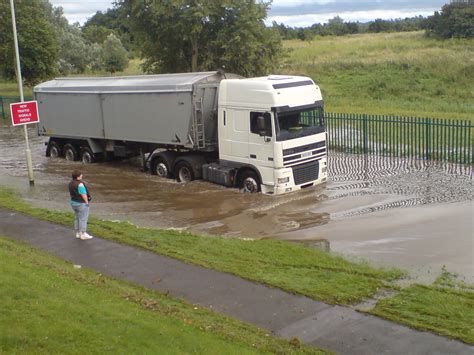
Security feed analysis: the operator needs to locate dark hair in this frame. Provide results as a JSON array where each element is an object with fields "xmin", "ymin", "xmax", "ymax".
[{"xmin": 71, "ymin": 170, "xmax": 82, "ymax": 180}]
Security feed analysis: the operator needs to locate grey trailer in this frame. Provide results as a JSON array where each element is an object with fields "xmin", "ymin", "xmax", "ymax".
[{"xmin": 34, "ymin": 71, "xmax": 240, "ymax": 156}]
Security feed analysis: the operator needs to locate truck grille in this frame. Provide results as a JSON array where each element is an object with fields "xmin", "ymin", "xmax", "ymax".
[{"xmin": 292, "ymin": 160, "xmax": 319, "ymax": 185}]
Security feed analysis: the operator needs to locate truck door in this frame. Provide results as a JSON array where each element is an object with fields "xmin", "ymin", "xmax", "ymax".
[
  {"xmin": 229, "ymin": 109, "xmax": 250, "ymax": 164},
  {"xmin": 248, "ymin": 111, "xmax": 274, "ymax": 178}
]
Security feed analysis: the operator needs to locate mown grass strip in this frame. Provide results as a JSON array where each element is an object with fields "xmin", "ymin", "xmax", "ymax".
[
  {"xmin": 0, "ymin": 237, "xmax": 324, "ymax": 354},
  {"xmin": 0, "ymin": 187, "xmax": 404, "ymax": 305},
  {"xmin": 370, "ymin": 270, "xmax": 474, "ymax": 345}
]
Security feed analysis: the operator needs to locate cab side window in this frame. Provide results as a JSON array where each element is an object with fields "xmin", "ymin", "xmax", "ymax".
[{"xmin": 250, "ymin": 112, "xmax": 272, "ymax": 137}]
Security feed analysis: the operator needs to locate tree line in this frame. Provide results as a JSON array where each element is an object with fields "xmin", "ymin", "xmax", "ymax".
[
  {"xmin": 275, "ymin": 1, "xmax": 473, "ymax": 41},
  {"xmin": 0, "ymin": 0, "xmax": 472, "ymax": 86}
]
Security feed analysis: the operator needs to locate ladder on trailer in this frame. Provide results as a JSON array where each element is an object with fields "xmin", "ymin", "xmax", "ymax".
[{"xmin": 192, "ymin": 97, "xmax": 205, "ymax": 149}]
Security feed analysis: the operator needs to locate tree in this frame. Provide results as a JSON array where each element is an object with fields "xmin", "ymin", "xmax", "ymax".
[
  {"xmin": 101, "ymin": 33, "xmax": 129, "ymax": 74},
  {"xmin": 82, "ymin": 7, "xmax": 135, "ymax": 51},
  {"xmin": 426, "ymin": 1, "xmax": 474, "ymax": 38},
  {"xmin": 57, "ymin": 24, "xmax": 92, "ymax": 74},
  {"xmin": 0, "ymin": 0, "xmax": 59, "ymax": 85},
  {"xmin": 119, "ymin": 0, "xmax": 282, "ymax": 77},
  {"xmin": 368, "ymin": 19, "xmax": 393, "ymax": 33},
  {"xmin": 82, "ymin": 25, "xmax": 114, "ymax": 45},
  {"xmin": 326, "ymin": 16, "xmax": 347, "ymax": 36},
  {"xmin": 88, "ymin": 43, "xmax": 103, "ymax": 72}
]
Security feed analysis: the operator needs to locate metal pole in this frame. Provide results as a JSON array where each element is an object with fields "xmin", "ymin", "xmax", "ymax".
[{"xmin": 10, "ymin": 0, "xmax": 34, "ymax": 185}]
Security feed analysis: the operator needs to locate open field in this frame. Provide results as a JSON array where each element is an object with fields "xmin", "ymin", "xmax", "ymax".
[
  {"xmin": 0, "ymin": 237, "xmax": 322, "ymax": 354},
  {"xmin": 282, "ymin": 31, "xmax": 474, "ymax": 121}
]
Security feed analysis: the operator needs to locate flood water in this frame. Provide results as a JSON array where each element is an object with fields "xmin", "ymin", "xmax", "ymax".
[{"xmin": 1, "ymin": 124, "xmax": 473, "ymax": 282}]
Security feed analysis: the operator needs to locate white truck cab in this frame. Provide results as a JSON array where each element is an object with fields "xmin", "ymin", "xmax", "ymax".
[{"xmin": 218, "ymin": 75, "xmax": 327, "ymax": 195}]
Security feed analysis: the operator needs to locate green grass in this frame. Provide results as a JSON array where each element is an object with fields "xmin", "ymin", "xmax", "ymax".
[
  {"xmin": 282, "ymin": 32, "xmax": 474, "ymax": 121},
  {"xmin": 0, "ymin": 237, "xmax": 324, "ymax": 354},
  {"xmin": 370, "ymin": 269, "xmax": 474, "ymax": 344},
  {"xmin": 0, "ymin": 186, "xmax": 404, "ymax": 305}
]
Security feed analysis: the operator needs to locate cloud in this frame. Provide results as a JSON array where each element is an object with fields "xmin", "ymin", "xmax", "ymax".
[
  {"xmin": 267, "ymin": 9, "xmax": 438, "ymax": 27},
  {"xmin": 273, "ymin": 0, "xmax": 336, "ymax": 6},
  {"xmin": 50, "ymin": 0, "xmax": 113, "ymax": 24},
  {"xmin": 49, "ymin": 0, "xmax": 446, "ymax": 26}
]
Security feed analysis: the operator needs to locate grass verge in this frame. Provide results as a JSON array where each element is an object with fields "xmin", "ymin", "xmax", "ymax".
[
  {"xmin": 0, "ymin": 186, "xmax": 404, "ymax": 305},
  {"xmin": 0, "ymin": 236, "xmax": 323, "ymax": 354},
  {"xmin": 370, "ymin": 269, "xmax": 474, "ymax": 344}
]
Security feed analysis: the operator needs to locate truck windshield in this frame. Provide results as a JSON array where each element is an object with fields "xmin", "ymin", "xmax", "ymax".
[{"xmin": 275, "ymin": 106, "xmax": 325, "ymax": 141}]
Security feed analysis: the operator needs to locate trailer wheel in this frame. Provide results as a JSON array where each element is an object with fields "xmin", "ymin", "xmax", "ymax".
[
  {"xmin": 64, "ymin": 144, "xmax": 79, "ymax": 161},
  {"xmin": 175, "ymin": 161, "xmax": 195, "ymax": 183},
  {"xmin": 152, "ymin": 157, "xmax": 172, "ymax": 178},
  {"xmin": 81, "ymin": 147, "xmax": 95, "ymax": 164},
  {"xmin": 46, "ymin": 141, "xmax": 61, "ymax": 158},
  {"xmin": 240, "ymin": 170, "xmax": 261, "ymax": 193}
]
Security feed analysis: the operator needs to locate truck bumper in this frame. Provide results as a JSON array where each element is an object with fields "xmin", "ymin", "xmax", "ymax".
[{"xmin": 261, "ymin": 158, "xmax": 328, "ymax": 195}]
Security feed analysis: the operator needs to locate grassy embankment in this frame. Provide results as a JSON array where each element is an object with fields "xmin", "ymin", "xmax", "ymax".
[
  {"xmin": 0, "ymin": 236, "xmax": 323, "ymax": 354},
  {"xmin": 282, "ymin": 31, "xmax": 474, "ymax": 121},
  {"xmin": 1, "ymin": 187, "xmax": 474, "ymax": 344},
  {"xmin": 0, "ymin": 187, "xmax": 403, "ymax": 306}
]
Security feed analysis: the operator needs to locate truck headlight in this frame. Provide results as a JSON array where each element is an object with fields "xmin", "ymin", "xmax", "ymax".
[
  {"xmin": 278, "ymin": 177, "xmax": 290, "ymax": 184},
  {"xmin": 322, "ymin": 167, "xmax": 327, "ymax": 173}
]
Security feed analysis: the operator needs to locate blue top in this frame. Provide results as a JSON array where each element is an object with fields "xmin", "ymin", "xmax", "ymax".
[{"xmin": 70, "ymin": 183, "xmax": 87, "ymax": 206}]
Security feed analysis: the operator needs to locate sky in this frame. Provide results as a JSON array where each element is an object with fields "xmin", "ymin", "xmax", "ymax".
[{"xmin": 49, "ymin": 0, "xmax": 448, "ymax": 27}]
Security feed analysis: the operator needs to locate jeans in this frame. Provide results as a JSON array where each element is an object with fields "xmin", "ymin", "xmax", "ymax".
[{"xmin": 71, "ymin": 203, "xmax": 89, "ymax": 233}]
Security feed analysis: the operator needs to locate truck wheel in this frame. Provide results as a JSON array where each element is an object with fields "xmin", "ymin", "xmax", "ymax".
[
  {"xmin": 46, "ymin": 141, "xmax": 61, "ymax": 158},
  {"xmin": 152, "ymin": 157, "xmax": 172, "ymax": 178},
  {"xmin": 240, "ymin": 171, "xmax": 261, "ymax": 193},
  {"xmin": 175, "ymin": 161, "xmax": 194, "ymax": 183},
  {"xmin": 64, "ymin": 144, "xmax": 79, "ymax": 161},
  {"xmin": 81, "ymin": 147, "xmax": 95, "ymax": 164}
]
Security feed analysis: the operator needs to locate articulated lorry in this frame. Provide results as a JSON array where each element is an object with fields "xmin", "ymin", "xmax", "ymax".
[{"xmin": 34, "ymin": 71, "xmax": 327, "ymax": 195}]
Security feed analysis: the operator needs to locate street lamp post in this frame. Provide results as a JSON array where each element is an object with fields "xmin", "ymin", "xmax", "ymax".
[{"xmin": 10, "ymin": 0, "xmax": 35, "ymax": 185}]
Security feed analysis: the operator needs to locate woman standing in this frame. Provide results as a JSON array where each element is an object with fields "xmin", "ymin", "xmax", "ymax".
[{"xmin": 69, "ymin": 170, "xmax": 93, "ymax": 240}]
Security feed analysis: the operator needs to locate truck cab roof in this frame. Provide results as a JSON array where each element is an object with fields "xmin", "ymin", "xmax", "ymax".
[{"xmin": 219, "ymin": 75, "xmax": 322, "ymax": 111}]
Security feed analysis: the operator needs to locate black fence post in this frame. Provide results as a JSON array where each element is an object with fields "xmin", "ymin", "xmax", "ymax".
[
  {"xmin": 363, "ymin": 114, "xmax": 368, "ymax": 154},
  {"xmin": 425, "ymin": 117, "xmax": 431, "ymax": 160}
]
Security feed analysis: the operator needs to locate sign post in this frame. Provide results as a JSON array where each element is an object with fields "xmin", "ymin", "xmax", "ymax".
[{"xmin": 10, "ymin": 0, "xmax": 35, "ymax": 185}]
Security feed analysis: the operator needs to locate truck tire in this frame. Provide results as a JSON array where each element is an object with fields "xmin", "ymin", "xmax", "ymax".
[
  {"xmin": 152, "ymin": 157, "xmax": 172, "ymax": 178},
  {"xmin": 80, "ymin": 147, "xmax": 95, "ymax": 164},
  {"xmin": 175, "ymin": 161, "xmax": 195, "ymax": 183},
  {"xmin": 240, "ymin": 170, "xmax": 261, "ymax": 193},
  {"xmin": 46, "ymin": 141, "xmax": 61, "ymax": 158},
  {"xmin": 64, "ymin": 144, "xmax": 79, "ymax": 161}
]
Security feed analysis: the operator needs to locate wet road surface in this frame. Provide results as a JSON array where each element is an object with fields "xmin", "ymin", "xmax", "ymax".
[{"xmin": 1, "ymin": 124, "xmax": 472, "ymax": 281}]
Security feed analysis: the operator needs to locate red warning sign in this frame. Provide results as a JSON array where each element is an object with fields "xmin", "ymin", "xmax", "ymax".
[{"xmin": 10, "ymin": 100, "xmax": 40, "ymax": 126}]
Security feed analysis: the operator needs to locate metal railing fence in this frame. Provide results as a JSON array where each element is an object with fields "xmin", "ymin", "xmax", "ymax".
[{"xmin": 326, "ymin": 113, "xmax": 473, "ymax": 164}]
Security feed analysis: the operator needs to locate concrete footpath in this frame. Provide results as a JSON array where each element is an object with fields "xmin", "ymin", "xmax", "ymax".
[{"xmin": 0, "ymin": 208, "xmax": 472, "ymax": 355}]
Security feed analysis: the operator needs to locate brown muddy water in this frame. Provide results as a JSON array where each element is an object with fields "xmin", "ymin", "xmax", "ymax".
[{"xmin": 1, "ymin": 125, "xmax": 473, "ymax": 282}]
